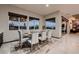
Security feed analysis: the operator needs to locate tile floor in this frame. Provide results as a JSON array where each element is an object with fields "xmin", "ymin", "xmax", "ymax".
[{"xmin": 0, "ymin": 33, "xmax": 79, "ymax": 54}]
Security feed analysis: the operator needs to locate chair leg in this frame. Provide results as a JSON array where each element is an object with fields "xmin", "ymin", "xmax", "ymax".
[
  {"xmin": 19, "ymin": 40, "xmax": 22, "ymax": 49},
  {"xmin": 30, "ymin": 44, "xmax": 33, "ymax": 52},
  {"xmin": 50, "ymin": 38, "xmax": 53, "ymax": 43},
  {"xmin": 48, "ymin": 38, "xmax": 52, "ymax": 43},
  {"xmin": 37, "ymin": 43, "xmax": 40, "ymax": 49}
]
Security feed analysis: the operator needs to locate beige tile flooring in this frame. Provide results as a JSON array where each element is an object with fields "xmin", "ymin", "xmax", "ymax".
[{"xmin": 0, "ymin": 33, "xmax": 79, "ymax": 54}]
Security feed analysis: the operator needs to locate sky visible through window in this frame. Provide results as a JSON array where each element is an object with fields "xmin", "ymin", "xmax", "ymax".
[
  {"xmin": 9, "ymin": 20, "xmax": 39, "ymax": 27},
  {"xmin": 29, "ymin": 20, "xmax": 39, "ymax": 26},
  {"xmin": 9, "ymin": 21, "xmax": 27, "ymax": 26},
  {"xmin": 46, "ymin": 21, "xmax": 56, "ymax": 28}
]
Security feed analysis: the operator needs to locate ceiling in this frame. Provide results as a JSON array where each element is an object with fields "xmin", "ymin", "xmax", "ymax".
[{"xmin": 12, "ymin": 4, "xmax": 79, "ymax": 16}]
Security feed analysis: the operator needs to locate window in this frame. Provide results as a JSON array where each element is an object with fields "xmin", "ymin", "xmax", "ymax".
[
  {"xmin": 45, "ymin": 17, "xmax": 56, "ymax": 29},
  {"xmin": 29, "ymin": 17, "xmax": 39, "ymax": 29},
  {"xmin": 19, "ymin": 17, "xmax": 27, "ymax": 30},
  {"xmin": 8, "ymin": 12, "xmax": 27, "ymax": 30},
  {"xmin": 9, "ymin": 16, "xmax": 19, "ymax": 30}
]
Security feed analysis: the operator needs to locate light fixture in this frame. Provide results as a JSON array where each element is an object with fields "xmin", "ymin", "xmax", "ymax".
[{"xmin": 46, "ymin": 4, "xmax": 49, "ymax": 7}]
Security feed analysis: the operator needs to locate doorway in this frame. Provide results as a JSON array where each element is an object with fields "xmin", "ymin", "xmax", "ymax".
[{"xmin": 61, "ymin": 16, "xmax": 68, "ymax": 36}]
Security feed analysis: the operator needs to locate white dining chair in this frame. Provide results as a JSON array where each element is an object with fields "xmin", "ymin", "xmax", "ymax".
[
  {"xmin": 39, "ymin": 31, "xmax": 47, "ymax": 42},
  {"xmin": 47, "ymin": 30, "xmax": 52, "ymax": 42},
  {"xmin": 27, "ymin": 32, "xmax": 39, "ymax": 52},
  {"xmin": 18, "ymin": 30, "xmax": 29, "ymax": 48}
]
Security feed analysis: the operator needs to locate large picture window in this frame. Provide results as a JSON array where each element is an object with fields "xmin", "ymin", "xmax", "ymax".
[
  {"xmin": 8, "ymin": 12, "xmax": 27, "ymax": 30},
  {"xmin": 29, "ymin": 17, "xmax": 39, "ymax": 29},
  {"xmin": 45, "ymin": 17, "xmax": 56, "ymax": 29}
]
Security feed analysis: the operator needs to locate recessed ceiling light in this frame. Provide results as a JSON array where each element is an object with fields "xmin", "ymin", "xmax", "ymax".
[{"xmin": 46, "ymin": 4, "xmax": 49, "ymax": 7}]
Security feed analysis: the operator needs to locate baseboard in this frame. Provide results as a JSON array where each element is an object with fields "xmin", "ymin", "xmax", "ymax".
[
  {"xmin": 3, "ymin": 39, "xmax": 19, "ymax": 44},
  {"xmin": 52, "ymin": 36, "xmax": 61, "ymax": 39}
]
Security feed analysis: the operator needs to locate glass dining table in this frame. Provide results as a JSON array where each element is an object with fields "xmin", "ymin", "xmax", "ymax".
[{"xmin": 23, "ymin": 32, "xmax": 42, "ymax": 40}]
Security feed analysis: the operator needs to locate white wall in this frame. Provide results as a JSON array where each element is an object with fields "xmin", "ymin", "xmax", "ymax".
[
  {"xmin": 44, "ymin": 11, "xmax": 62, "ymax": 38},
  {"xmin": 0, "ymin": 5, "xmax": 43, "ymax": 42}
]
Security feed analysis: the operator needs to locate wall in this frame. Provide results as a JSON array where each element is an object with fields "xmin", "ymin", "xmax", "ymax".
[
  {"xmin": 0, "ymin": 5, "xmax": 43, "ymax": 42},
  {"xmin": 44, "ymin": 11, "xmax": 62, "ymax": 38}
]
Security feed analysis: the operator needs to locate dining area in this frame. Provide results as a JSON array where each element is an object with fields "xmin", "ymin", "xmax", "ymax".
[
  {"xmin": 11, "ymin": 30, "xmax": 53, "ymax": 53},
  {"xmin": 0, "ymin": 11, "xmax": 59, "ymax": 54},
  {"xmin": 0, "ymin": 5, "xmax": 62, "ymax": 54}
]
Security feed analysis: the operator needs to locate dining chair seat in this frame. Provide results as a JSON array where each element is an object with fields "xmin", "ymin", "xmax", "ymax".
[
  {"xmin": 28, "ymin": 39, "xmax": 31, "ymax": 43},
  {"xmin": 22, "ymin": 38, "xmax": 29, "ymax": 43},
  {"xmin": 38, "ymin": 37, "xmax": 42, "ymax": 40}
]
